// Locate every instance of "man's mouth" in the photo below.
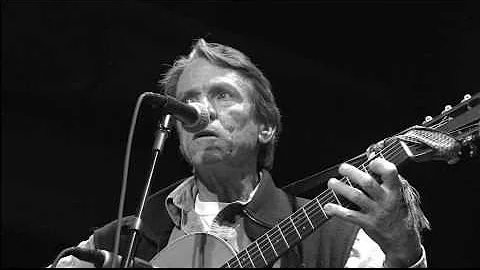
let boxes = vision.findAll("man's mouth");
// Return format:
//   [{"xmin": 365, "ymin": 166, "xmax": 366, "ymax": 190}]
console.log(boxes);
[{"xmin": 193, "ymin": 130, "xmax": 218, "ymax": 139}]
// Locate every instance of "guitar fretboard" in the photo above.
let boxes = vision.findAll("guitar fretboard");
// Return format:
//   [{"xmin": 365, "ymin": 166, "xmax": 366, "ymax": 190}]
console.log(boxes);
[{"xmin": 222, "ymin": 140, "xmax": 410, "ymax": 268}]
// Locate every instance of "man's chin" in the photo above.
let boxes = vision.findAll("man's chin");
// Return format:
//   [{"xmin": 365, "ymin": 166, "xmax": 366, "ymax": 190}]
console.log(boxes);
[
  {"xmin": 191, "ymin": 151, "xmax": 227, "ymax": 166},
  {"xmin": 202, "ymin": 153, "xmax": 226, "ymax": 165}
]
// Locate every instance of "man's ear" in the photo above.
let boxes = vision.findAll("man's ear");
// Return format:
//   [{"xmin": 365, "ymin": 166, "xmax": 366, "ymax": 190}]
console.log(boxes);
[{"xmin": 258, "ymin": 125, "xmax": 276, "ymax": 144}]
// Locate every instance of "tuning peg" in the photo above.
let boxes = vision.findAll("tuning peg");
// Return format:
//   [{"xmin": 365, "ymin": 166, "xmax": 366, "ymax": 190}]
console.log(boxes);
[
  {"xmin": 462, "ymin": 94, "xmax": 471, "ymax": 102},
  {"xmin": 442, "ymin": 105, "xmax": 452, "ymax": 114},
  {"xmin": 423, "ymin": 115, "xmax": 433, "ymax": 124}
]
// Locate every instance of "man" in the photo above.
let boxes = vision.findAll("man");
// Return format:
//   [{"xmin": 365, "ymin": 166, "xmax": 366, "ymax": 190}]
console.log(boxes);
[{"xmin": 52, "ymin": 39, "xmax": 429, "ymax": 268}]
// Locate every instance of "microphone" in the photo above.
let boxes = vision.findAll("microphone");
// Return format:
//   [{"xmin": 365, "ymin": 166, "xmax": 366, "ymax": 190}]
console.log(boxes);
[
  {"xmin": 144, "ymin": 92, "xmax": 210, "ymax": 132},
  {"xmin": 65, "ymin": 247, "xmax": 152, "ymax": 268}
]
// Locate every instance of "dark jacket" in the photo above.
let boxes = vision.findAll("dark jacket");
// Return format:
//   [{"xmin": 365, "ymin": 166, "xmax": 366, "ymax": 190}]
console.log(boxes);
[{"xmin": 93, "ymin": 171, "xmax": 359, "ymax": 268}]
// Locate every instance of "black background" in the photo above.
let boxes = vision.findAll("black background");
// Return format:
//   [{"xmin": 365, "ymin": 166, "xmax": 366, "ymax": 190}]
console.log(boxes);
[{"xmin": 2, "ymin": 1, "xmax": 480, "ymax": 268}]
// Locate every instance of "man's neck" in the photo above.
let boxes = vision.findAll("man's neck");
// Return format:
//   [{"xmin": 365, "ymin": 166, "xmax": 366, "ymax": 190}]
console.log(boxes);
[{"xmin": 194, "ymin": 165, "xmax": 260, "ymax": 203}]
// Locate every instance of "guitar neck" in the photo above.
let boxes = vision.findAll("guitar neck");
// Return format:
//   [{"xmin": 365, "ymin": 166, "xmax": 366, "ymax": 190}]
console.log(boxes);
[{"xmin": 222, "ymin": 140, "xmax": 410, "ymax": 268}]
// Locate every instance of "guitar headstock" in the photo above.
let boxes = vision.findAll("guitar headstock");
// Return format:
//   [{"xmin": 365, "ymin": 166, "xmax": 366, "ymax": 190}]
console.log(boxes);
[
  {"xmin": 395, "ymin": 93, "xmax": 480, "ymax": 164},
  {"xmin": 422, "ymin": 93, "xmax": 479, "ymax": 132}
]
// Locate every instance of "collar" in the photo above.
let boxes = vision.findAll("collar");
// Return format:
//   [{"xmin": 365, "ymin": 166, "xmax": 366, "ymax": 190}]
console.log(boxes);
[
  {"xmin": 164, "ymin": 173, "xmax": 261, "ymax": 227},
  {"xmin": 164, "ymin": 175, "xmax": 196, "ymax": 227},
  {"xmin": 243, "ymin": 170, "xmax": 293, "ymax": 227},
  {"xmin": 139, "ymin": 169, "xmax": 293, "ymax": 245}
]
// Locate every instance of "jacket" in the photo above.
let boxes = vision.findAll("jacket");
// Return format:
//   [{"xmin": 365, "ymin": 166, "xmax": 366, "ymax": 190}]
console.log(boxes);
[{"xmin": 93, "ymin": 170, "xmax": 359, "ymax": 267}]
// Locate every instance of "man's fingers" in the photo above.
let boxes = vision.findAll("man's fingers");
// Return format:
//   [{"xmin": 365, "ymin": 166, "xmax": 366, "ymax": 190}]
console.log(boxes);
[
  {"xmin": 368, "ymin": 158, "xmax": 400, "ymax": 189},
  {"xmin": 338, "ymin": 163, "xmax": 384, "ymax": 201},
  {"xmin": 323, "ymin": 202, "xmax": 369, "ymax": 227},
  {"xmin": 328, "ymin": 178, "xmax": 375, "ymax": 211}
]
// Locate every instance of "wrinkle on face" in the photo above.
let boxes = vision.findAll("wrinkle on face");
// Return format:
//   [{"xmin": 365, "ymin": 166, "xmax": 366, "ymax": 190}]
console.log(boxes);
[{"xmin": 175, "ymin": 58, "xmax": 262, "ymax": 170}]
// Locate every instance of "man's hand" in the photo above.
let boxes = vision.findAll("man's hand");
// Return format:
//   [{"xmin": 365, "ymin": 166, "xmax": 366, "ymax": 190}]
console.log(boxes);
[{"xmin": 324, "ymin": 158, "xmax": 422, "ymax": 267}]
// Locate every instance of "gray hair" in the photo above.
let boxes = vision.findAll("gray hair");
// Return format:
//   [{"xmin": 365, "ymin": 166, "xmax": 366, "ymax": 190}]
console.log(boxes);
[{"xmin": 158, "ymin": 39, "xmax": 282, "ymax": 171}]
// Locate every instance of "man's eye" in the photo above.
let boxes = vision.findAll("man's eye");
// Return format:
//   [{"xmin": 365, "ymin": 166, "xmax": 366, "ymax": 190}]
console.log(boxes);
[
  {"xmin": 184, "ymin": 97, "xmax": 198, "ymax": 104},
  {"xmin": 216, "ymin": 91, "xmax": 232, "ymax": 100}
]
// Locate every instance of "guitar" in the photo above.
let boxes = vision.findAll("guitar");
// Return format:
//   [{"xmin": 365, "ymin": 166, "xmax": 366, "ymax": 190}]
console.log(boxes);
[{"xmin": 150, "ymin": 93, "xmax": 480, "ymax": 268}]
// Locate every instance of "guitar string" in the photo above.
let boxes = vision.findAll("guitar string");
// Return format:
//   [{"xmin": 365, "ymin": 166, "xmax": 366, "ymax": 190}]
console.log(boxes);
[
  {"xmin": 228, "ymin": 134, "xmax": 462, "ymax": 268},
  {"xmin": 226, "ymin": 142, "xmax": 406, "ymax": 267},
  {"xmin": 226, "ymin": 124, "xmax": 471, "ymax": 267},
  {"xmin": 228, "ymin": 121, "xmax": 469, "ymax": 268},
  {"xmin": 227, "ymin": 123, "xmax": 464, "ymax": 268},
  {"xmin": 228, "ymin": 137, "xmax": 427, "ymax": 268},
  {"xmin": 234, "ymin": 122, "xmax": 476, "ymax": 267},
  {"xmin": 242, "ymin": 122, "xmax": 478, "ymax": 267},
  {"xmin": 231, "ymin": 140, "xmax": 418, "ymax": 268}
]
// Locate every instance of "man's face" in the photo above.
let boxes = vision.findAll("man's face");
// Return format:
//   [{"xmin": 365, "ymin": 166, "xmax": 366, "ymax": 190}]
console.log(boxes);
[{"xmin": 175, "ymin": 58, "xmax": 264, "ymax": 168}]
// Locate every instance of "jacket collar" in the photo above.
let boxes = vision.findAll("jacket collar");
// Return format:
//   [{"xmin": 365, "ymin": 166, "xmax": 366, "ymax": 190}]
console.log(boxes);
[{"xmin": 243, "ymin": 170, "xmax": 293, "ymax": 227}]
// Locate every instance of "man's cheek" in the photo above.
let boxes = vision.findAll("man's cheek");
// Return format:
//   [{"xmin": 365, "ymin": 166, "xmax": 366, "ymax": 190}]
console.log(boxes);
[
  {"xmin": 177, "ymin": 142, "xmax": 192, "ymax": 165},
  {"xmin": 218, "ymin": 118, "xmax": 236, "ymax": 133},
  {"xmin": 220, "ymin": 111, "xmax": 249, "ymax": 132}
]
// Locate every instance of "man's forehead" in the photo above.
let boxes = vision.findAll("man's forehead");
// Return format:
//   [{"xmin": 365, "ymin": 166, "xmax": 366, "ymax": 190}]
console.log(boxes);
[{"xmin": 176, "ymin": 58, "xmax": 252, "ymax": 96}]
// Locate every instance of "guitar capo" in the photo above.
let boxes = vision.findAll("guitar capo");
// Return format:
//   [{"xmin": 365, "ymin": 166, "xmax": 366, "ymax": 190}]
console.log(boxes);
[{"xmin": 366, "ymin": 125, "xmax": 461, "ymax": 164}]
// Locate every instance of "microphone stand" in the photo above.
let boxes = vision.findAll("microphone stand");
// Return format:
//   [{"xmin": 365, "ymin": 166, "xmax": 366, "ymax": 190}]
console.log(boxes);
[{"xmin": 123, "ymin": 114, "xmax": 173, "ymax": 268}]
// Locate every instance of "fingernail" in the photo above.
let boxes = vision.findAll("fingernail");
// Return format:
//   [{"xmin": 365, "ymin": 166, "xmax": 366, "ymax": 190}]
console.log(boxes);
[
  {"xmin": 324, "ymin": 203, "xmax": 333, "ymax": 212},
  {"xmin": 338, "ymin": 163, "xmax": 350, "ymax": 173},
  {"xmin": 328, "ymin": 178, "xmax": 338, "ymax": 188}
]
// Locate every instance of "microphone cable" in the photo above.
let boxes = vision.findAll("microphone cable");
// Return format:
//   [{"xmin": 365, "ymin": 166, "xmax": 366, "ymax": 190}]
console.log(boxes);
[
  {"xmin": 52, "ymin": 92, "xmax": 175, "ymax": 268},
  {"xmin": 113, "ymin": 92, "xmax": 149, "ymax": 267},
  {"xmin": 51, "ymin": 247, "xmax": 93, "ymax": 268}
]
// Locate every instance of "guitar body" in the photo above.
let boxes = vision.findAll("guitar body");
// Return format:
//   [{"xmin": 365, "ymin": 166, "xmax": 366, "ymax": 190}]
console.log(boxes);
[{"xmin": 150, "ymin": 232, "xmax": 236, "ymax": 268}]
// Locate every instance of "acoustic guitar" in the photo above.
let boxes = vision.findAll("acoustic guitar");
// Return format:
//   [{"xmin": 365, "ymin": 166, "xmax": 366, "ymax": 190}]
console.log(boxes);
[{"xmin": 150, "ymin": 93, "xmax": 480, "ymax": 268}]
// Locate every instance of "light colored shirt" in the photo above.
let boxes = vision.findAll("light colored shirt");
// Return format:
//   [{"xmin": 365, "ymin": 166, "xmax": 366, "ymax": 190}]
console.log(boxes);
[{"xmin": 52, "ymin": 175, "xmax": 427, "ymax": 268}]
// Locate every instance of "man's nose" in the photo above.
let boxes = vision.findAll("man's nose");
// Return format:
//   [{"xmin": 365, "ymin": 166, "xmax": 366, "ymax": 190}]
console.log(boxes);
[
  {"xmin": 207, "ymin": 103, "xmax": 218, "ymax": 122},
  {"xmin": 200, "ymin": 98, "xmax": 218, "ymax": 122}
]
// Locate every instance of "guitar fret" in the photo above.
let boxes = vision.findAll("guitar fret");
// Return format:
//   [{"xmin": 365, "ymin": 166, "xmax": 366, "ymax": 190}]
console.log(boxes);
[
  {"xmin": 255, "ymin": 241, "xmax": 268, "ymax": 266},
  {"xmin": 292, "ymin": 212, "xmax": 310, "ymax": 238},
  {"xmin": 239, "ymin": 252, "xmax": 252, "ymax": 268},
  {"xmin": 315, "ymin": 196, "xmax": 328, "ymax": 218},
  {"xmin": 277, "ymin": 225, "xmax": 290, "ymax": 248},
  {"xmin": 289, "ymin": 216, "xmax": 302, "ymax": 239},
  {"xmin": 266, "ymin": 233, "xmax": 279, "ymax": 257},
  {"xmin": 234, "ymin": 254, "xmax": 243, "ymax": 268},
  {"xmin": 361, "ymin": 163, "xmax": 368, "ymax": 173},
  {"xmin": 302, "ymin": 207, "xmax": 315, "ymax": 230},
  {"xmin": 331, "ymin": 189, "xmax": 342, "ymax": 206},
  {"xmin": 247, "ymin": 245, "xmax": 265, "ymax": 268},
  {"xmin": 345, "ymin": 176, "xmax": 353, "ymax": 188},
  {"xmin": 245, "ymin": 249, "xmax": 255, "ymax": 267}
]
